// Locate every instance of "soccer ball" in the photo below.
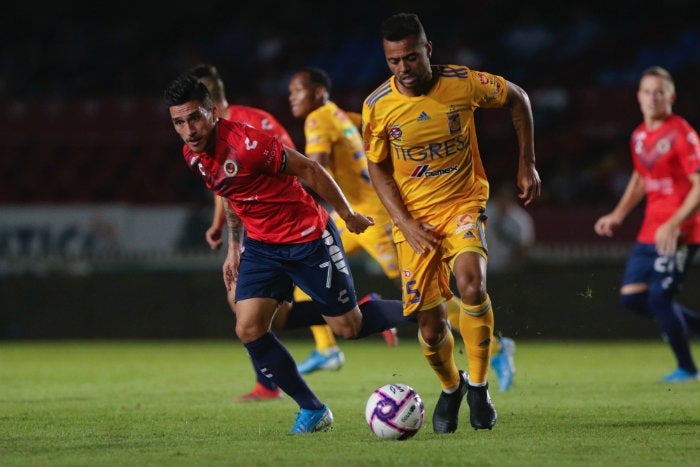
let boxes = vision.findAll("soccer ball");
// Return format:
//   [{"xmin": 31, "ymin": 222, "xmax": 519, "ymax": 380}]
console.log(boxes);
[{"xmin": 365, "ymin": 383, "xmax": 424, "ymax": 440}]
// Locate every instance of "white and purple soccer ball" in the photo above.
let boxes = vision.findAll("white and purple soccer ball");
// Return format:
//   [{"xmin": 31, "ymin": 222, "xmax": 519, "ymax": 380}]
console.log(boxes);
[{"xmin": 365, "ymin": 383, "xmax": 424, "ymax": 440}]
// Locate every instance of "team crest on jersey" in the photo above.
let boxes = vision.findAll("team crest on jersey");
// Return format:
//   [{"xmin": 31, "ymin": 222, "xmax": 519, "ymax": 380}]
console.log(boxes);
[
  {"xmin": 447, "ymin": 108, "xmax": 462, "ymax": 135},
  {"xmin": 306, "ymin": 117, "xmax": 319, "ymax": 130},
  {"xmin": 388, "ymin": 124, "xmax": 403, "ymax": 141},
  {"xmin": 656, "ymin": 138, "xmax": 671, "ymax": 155},
  {"xmin": 223, "ymin": 159, "xmax": 239, "ymax": 177}
]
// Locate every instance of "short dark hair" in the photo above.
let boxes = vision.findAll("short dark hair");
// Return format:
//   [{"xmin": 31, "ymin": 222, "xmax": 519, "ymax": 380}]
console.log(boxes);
[
  {"xmin": 381, "ymin": 13, "xmax": 427, "ymax": 42},
  {"xmin": 163, "ymin": 72, "xmax": 213, "ymax": 109},
  {"xmin": 189, "ymin": 63, "xmax": 226, "ymax": 103},
  {"xmin": 301, "ymin": 67, "xmax": 332, "ymax": 93}
]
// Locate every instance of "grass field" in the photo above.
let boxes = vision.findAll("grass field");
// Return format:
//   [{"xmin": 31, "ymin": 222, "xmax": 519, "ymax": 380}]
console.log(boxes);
[{"xmin": 1, "ymin": 339, "xmax": 698, "ymax": 467}]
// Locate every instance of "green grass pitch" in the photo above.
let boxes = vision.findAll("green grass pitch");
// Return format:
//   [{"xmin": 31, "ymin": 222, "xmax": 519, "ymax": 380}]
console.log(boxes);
[{"xmin": 1, "ymin": 339, "xmax": 698, "ymax": 467}]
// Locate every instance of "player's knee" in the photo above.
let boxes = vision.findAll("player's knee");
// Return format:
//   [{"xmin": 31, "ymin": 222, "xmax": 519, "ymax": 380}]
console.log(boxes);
[
  {"xmin": 620, "ymin": 292, "xmax": 650, "ymax": 317},
  {"xmin": 326, "ymin": 314, "xmax": 362, "ymax": 339},
  {"xmin": 454, "ymin": 276, "xmax": 486, "ymax": 303}
]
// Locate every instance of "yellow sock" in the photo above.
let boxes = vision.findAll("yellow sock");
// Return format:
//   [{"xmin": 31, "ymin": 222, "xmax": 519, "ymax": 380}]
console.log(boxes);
[
  {"xmin": 310, "ymin": 324, "xmax": 337, "ymax": 352},
  {"xmin": 418, "ymin": 329, "xmax": 460, "ymax": 391},
  {"xmin": 491, "ymin": 336, "xmax": 501, "ymax": 355},
  {"xmin": 458, "ymin": 295, "xmax": 495, "ymax": 385},
  {"xmin": 445, "ymin": 295, "xmax": 462, "ymax": 332}
]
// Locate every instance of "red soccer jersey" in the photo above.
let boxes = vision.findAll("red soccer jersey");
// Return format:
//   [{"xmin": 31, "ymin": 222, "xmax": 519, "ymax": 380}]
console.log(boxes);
[
  {"xmin": 183, "ymin": 119, "xmax": 328, "ymax": 244},
  {"xmin": 227, "ymin": 105, "xmax": 296, "ymax": 149},
  {"xmin": 630, "ymin": 114, "xmax": 700, "ymax": 243}
]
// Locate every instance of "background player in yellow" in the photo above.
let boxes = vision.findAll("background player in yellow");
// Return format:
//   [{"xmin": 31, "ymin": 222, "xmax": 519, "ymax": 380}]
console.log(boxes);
[
  {"xmin": 288, "ymin": 67, "xmax": 400, "ymax": 373},
  {"xmin": 363, "ymin": 13, "xmax": 541, "ymax": 433}
]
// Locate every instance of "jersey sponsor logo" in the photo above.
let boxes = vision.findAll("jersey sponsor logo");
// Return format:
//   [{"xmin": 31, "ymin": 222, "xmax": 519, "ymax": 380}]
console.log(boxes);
[
  {"xmin": 393, "ymin": 133, "xmax": 468, "ymax": 162},
  {"xmin": 644, "ymin": 176, "xmax": 673, "ymax": 195},
  {"xmin": 223, "ymin": 159, "xmax": 239, "ymax": 177},
  {"xmin": 409, "ymin": 164, "xmax": 459, "ymax": 178},
  {"xmin": 417, "ymin": 111, "xmax": 431, "ymax": 122}
]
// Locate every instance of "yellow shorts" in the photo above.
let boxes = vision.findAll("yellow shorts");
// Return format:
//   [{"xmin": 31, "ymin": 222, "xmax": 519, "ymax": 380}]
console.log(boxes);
[
  {"xmin": 333, "ymin": 212, "xmax": 399, "ymax": 280},
  {"xmin": 397, "ymin": 207, "xmax": 487, "ymax": 316}
]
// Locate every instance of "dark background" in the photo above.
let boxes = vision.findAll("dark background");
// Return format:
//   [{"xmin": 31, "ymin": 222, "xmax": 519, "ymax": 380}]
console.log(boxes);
[{"xmin": 2, "ymin": 0, "xmax": 700, "ymax": 339}]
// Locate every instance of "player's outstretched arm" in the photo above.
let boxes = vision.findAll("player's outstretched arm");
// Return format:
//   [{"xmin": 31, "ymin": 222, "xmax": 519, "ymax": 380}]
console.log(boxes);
[
  {"xmin": 367, "ymin": 158, "xmax": 437, "ymax": 254},
  {"xmin": 594, "ymin": 171, "xmax": 645, "ymax": 237},
  {"xmin": 505, "ymin": 80, "xmax": 540, "ymax": 205},
  {"xmin": 283, "ymin": 146, "xmax": 374, "ymax": 233}
]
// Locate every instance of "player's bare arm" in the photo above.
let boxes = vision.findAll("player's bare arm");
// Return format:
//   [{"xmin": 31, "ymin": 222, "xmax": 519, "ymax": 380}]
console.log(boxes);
[
  {"xmin": 594, "ymin": 171, "xmax": 646, "ymax": 237},
  {"xmin": 505, "ymin": 80, "xmax": 541, "ymax": 205},
  {"xmin": 367, "ymin": 158, "xmax": 437, "ymax": 254},
  {"xmin": 222, "ymin": 202, "xmax": 244, "ymax": 291},
  {"xmin": 655, "ymin": 172, "xmax": 700, "ymax": 255},
  {"xmin": 282, "ymin": 146, "xmax": 374, "ymax": 233},
  {"xmin": 205, "ymin": 195, "xmax": 226, "ymax": 250}
]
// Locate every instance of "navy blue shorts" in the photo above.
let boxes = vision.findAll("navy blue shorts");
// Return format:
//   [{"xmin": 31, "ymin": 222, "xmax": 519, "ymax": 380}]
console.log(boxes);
[
  {"xmin": 235, "ymin": 219, "xmax": 358, "ymax": 316},
  {"xmin": 622, "ymin": 242, "xmax": 698, "ymax": 294}
]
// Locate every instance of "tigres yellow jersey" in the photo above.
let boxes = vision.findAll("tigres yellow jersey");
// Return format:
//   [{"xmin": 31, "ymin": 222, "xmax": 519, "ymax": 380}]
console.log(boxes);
[
  {"xmin": 362, "ymin": 64, "xmax": 507, "ymax": 224},
  {"xmin": 305, "ymin": 101, "xmax": 388, "ymax": 220}
]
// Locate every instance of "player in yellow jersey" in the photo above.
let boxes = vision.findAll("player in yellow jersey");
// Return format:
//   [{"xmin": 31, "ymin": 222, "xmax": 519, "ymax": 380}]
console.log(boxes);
[
  {"xmin": 288, "ymin": 67, "xmax": 400, "ymax": 373},
  {"xmin": 363, "ymin": 13, "xmax": 541, "ymax": 433}
]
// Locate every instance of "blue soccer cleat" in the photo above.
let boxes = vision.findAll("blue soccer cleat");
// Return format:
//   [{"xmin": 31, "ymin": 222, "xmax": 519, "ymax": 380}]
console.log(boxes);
[
  {"xmin": 297, "ymin": 348, "xmax": 345, "ymax": 375},
  {"xmin": 660, "ymin": 368, "xmax": 699, "ymax": 383},
  {"xmin": 289, "ymin": 405, "xmax": 334, "ymax": 434},
  {"xmin": 490, "ymin": 336, "xmax": 516, "ymax": 391}
]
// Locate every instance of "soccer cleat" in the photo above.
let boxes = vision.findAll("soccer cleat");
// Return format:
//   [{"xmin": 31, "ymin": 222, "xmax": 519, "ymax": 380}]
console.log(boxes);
[
  {"xmin": 289, "ymin": 405, "xmax": 334, "ymax": 434},
  {"xmin": 660, "ymin": 367, "xmax": 699, "ymax": 383},
  {"xmin": 490, "ymin": 336, "xmax": 516, "ymax": 391},
  {"xmin": 232, "ymin": 382, "xmax": 283, "ymax": 402},
  {"xmin": 432, "ymin": 370, "xmax": 468, "ymax": 434},
  {"xmin": 358, "ymin": 292, "xmax": 382, "ymax": 305},
  {"xmin": 381, "ymin": 328, "xmax": 399, "ymax": 347},
  {"xmin": 466, "ymin": 380, "xmax": 497, "ymax": 430},
  {"xmin": 296, "ymin": 348, "xmax": 345, "ymax": 375}
]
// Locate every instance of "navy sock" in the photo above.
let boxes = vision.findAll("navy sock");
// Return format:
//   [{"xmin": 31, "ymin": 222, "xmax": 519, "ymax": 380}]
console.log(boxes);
[
  {"xmin": 357, "ymin": 299, "xmax": 416, "ymax": 339},
  {"xmin": 283, "ymin": 297, "xmax": 415, "ymax": 338},
  {"xmin": 648, "ymin": 291, "xmax": 697, "ymax": 373},
  {"xmin": 620, "ymin": 292, "xmax": 653, "ymax": 318},
  {"xmin": 675, "ymin": 301, "xmax": 700, "ymax": 335},
  {"xmin": 244, "ymin": 332, "xmax": 323, "ymax": 410},
  {"xmin": 248, "ymin": 354, "xmax": 277, "ymax": 390},
  {"xmin": 284, "ymin": 301, "xmax": 326, "ymax": 329}
]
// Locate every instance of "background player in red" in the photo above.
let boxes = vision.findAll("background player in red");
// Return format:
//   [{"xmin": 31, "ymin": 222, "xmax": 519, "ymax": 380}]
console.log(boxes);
[
  {"xmin": 164, "ymin": 72, "xmax": 413, "ymax": 433},
  {"xmin": 594, "ymin": 66, "xmax": 700, "ymax": 382}
]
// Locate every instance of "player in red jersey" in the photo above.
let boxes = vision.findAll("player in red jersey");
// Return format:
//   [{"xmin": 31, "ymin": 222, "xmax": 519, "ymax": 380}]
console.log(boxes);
[
  {"xmin": 191, "ymin": 64, "xmax": 393, "ymax": 402},
  {"xmin": 189, "ymin": 64, "xmax": 295, "ymax": 252},
  {"xmin": 595, "ymin": 66, "xmax": 700, "ymax": 382},
  {"xmin": 164, "ymin": 72, "xmax": 413, "ymax": 433}
]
